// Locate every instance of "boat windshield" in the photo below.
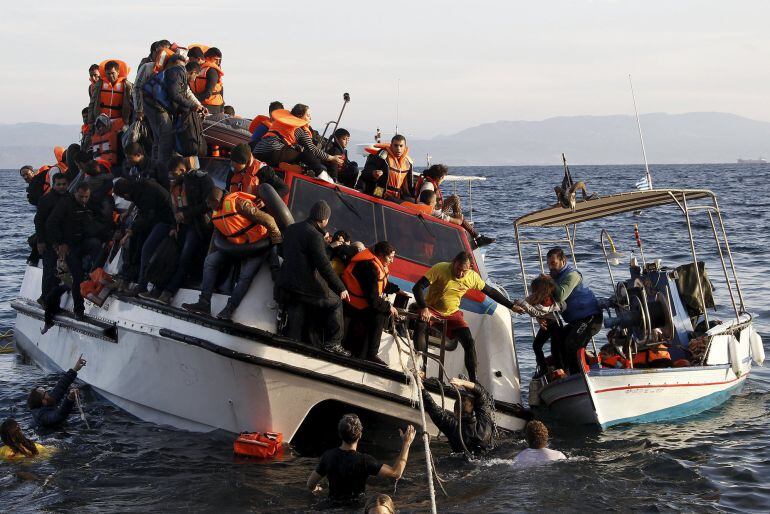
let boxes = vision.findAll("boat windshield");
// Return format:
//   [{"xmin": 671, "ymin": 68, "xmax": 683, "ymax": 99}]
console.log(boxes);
[{"xmin": 289, "ymin": 178, "xmax": 467, "ymax": 267}]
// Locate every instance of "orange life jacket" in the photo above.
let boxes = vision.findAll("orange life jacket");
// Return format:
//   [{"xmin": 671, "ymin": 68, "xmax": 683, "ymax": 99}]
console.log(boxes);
[
  {"xmin": 264, "ymin": 110, "xmax": 312, "ymax": 147},
  {"xmin": 248, "ymin": 114, "xmax": 273, "ymax": 134},
  {"xmin": 632, "ymin": 346, "xmax": 671, "ymax": 366},
  {"xmin": 35, "ymin": 166, "xmax": 52, "ymax": 196},
  {"xmin": 600, "ymin": 354, "xmax": 630, "ymax": 369},
  {"xmin": 228, "ymin": 158, "xmax": 262, "ymax": 196},
  {"xmin": 191, "ymin": 60, "xmax": 224, "ymax": 106},
  {"xmin": 97, "ymin": 59, "xmax": 130, "ymax": 130},
  {"xmin": 414, "ymin": 174, "xmax": 443, "ymax": 207},
  {"xmin": 91, "ymin": 130, "xmax": 120, "ymax": 166},
  {"xmin": 211, "ymin": 192, "xmax": 268, "ymax": 244},
  {"xmin": 341, "ymin": 249, "xmax": 389, "ymax": 310},
  {"xmin": 366, "ymin": 143, "xmax": 412, "ymax": 196},
  {"xmin": 401, "ymin": 202, "xmax": 434, "ymax": 216},
  {"xmin": 94, "ymin": 157, "xmax": 112, "ymax": 174}
]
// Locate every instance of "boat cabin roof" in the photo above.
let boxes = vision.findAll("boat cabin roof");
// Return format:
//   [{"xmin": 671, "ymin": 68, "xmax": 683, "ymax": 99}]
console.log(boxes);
[{"xmin": 514, "ymin": 188, "xmax": 715, "ymax": 228}]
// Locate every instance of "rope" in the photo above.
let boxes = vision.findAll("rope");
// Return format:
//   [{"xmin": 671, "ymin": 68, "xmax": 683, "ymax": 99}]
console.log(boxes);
[
  {"xmin": 73, "ymin": 390, "xmax": 90, "ymax": 429},
  {"xmin": 0, "ymin": 329, "xmax": 13, "ymax": 354},
  {"xmin": 389, "ymin": 317, "xmax": 438, "ymax": 514}
]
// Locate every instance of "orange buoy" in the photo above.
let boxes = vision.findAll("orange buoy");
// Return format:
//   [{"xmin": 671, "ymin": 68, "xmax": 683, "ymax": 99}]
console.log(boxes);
[{"xmin": 233, "ymin": 432, "xmax": 283, "ymax": 459}]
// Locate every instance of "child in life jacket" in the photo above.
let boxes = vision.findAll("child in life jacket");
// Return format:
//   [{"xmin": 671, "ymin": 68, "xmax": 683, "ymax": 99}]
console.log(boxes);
[
  {"xmin": 513, "ymin": 275, "xmax": 565, "ymax": 377},
  {"xmin": 0, "ymin": 419, "xmax": 55, "ymax": 461}
]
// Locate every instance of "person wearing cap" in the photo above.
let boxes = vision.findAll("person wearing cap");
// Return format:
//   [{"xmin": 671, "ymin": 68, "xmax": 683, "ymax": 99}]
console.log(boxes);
[
  {"xmin": 326, "ymin": 128, "xmax": 359, "ymax": 188},
  {"xmin": 419, "ymin": 376, "xmax": 495, "ymax": 454},
  {"xmin": 253, "ymin": 104, "xmax": 343, "ymax": 177},
  {"xmin": 277, "ymin": 200, "xmax": 351, "ymax": 356}
]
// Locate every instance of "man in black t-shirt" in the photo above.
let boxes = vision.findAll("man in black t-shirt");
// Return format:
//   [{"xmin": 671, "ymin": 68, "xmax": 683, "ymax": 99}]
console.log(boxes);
[{"xmin": 307, "ymin": 414, "xmax": 416, "ymax": 502}]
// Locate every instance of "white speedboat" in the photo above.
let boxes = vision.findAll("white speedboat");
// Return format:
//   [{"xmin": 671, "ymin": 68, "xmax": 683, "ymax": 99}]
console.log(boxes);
[
  {"xmin": 515, "ymin": 188, "xmax": 764, "ymax": 428},
  {"xmin": 13, "ymin": 126, "xmax": 528, "ymax": 439}
]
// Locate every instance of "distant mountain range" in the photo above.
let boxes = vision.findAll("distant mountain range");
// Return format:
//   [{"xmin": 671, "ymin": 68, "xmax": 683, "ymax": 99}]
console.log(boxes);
[{"xmin": 2, "ymin": 112, "xmax": 769, "ymax": 168}]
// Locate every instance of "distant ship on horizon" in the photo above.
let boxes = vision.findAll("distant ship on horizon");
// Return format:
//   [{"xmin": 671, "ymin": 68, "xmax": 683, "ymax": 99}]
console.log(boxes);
[{"xmin": 737, "ymin": 157, "xmax": 767, "ymax": 164}]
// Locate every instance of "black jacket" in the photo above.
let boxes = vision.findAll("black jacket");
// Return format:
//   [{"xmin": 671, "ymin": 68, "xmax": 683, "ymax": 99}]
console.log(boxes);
[
  {"xmin": 173, "ymin": 170, "xmax": 214, "ymax": 239},
  {"xmin": 164, "ymin": 63, "xmax": 197, "ymax": 116},
  {"xmin": 422, "ymin": 383, "xmax": 495, "ymax": 454},
  {"xmin": 128, "ymin": 178, "xmax": 175, "ymax": 234},
  {"xmin": 278, "ymin": 219, "xmax": 346, "ymax": 302},
  {"xmin": 26, "ymin": 172, "xmax": 49, "ymax": 206},
  {"xmin": 31, "ymin": 369, "xmax": 76, "ymax": 428},
  {"xmin": 124, "ymin": 157, "xmax": 169, "ymax": 190},
  {"xmin": 34, "ymin": 190, "xmax": 67, "ymax": 244},
  {"xmin": 357, "ymin": 153, "xmax": 414, "ymax": 199},
  {"xmin": 327, "ymin": 139, "xmax": 359, "ymax": 188},
  {"xmin": 351, "ymin": 260, "xmax": 399, "ymax": 314},
  {"xmin": 86, "ymin": 172, "xmax": 116, "ymax": 236},
  {"xmin": 46, "ymin": 193, "xmax": 104, "ymax": 245}
]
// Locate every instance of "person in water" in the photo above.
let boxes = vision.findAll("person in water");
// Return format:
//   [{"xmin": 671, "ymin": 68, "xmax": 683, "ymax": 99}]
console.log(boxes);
[
  {"xmin": 358, "ymin": 134, "xmax": 414, "ymax": 200},
  {"xmin": 512, "ymin": 275, "xmax": 565, "ymax": 376},
  {"xmin": 306, "ymin": 413, "xmax": 416, "ymax": 502},
  {"xmin": 546, "ymin": 247, "xmax": 602, "ymax": 374},
  {"xmin": 364, "ymin": 494, "xmax": 395, "ymax": 514},
  {"xmin": 511, "ymin": 420, "xmax": 566, "ymax": 466},
  {"xmin": 27, "ymin": 355, "xmax": 86, "ymax": 428},
  {"xmin": 412, "ymin": 251, "xmax": 515, "ymax": 382},
  {"xmin": 420, "ymin": 376, "xmax": 495, "ymax": 454},
  {"xmin": 0, "ymin": 419, "xmax": 53, "ymax": 461}
]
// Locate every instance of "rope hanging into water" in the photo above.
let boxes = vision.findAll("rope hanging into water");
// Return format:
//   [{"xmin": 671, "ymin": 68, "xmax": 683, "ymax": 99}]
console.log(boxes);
[{"xmin": 0, "ymin": 329, "xmax": 14, "ymax": 353}]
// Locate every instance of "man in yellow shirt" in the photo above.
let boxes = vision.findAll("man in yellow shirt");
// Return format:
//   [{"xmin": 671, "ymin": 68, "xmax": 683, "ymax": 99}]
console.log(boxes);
[{"xmin": 412, "ymin": 252, "xmax": 514, "ymax": 382}]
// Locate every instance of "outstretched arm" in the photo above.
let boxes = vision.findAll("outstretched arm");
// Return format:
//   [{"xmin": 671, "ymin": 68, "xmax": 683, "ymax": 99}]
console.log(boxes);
[
  {"xmin": 378, "ymin": 425, "xmax": 416, "ymax": 479},
  {"xmin": 482, "ymin": 284, "xmax": 514, "ymax": 309}
]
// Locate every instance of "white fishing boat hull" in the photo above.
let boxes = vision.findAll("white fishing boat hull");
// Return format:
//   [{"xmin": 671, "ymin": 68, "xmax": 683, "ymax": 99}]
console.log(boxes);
[
  {"xmin": 13, "ymin": 265, "xmax": 526, "ymax": 438},
  {"xmin": 539, "ymin": 323, "xmax": 758, "ymax": 428}
]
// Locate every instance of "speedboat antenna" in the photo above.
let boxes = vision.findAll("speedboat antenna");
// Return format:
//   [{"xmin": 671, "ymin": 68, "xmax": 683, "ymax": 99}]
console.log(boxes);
[
  {"xmin": 629, "ymin": 74, "xmax": 653, "ymax": 190},
  {"xmin": 395, "ymin": 78, "xmax": 400, "ymax": 135}
]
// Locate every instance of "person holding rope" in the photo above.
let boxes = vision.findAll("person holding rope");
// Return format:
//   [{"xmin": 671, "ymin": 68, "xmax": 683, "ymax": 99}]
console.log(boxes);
[
  {"xmin": 26, "ymin": 355, "xmax": 86, "ymax": 428},
  {"xmin": 411, "ymin": 251, "xmax": 515, "ymax": 382},
  {"xmin": 419, "ymin": 376, "xmax": 495, "ymax": 454}
]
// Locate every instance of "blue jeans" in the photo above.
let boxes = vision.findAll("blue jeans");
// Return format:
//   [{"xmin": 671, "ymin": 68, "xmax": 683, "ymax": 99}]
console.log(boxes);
[
  {"xmin": 200, "ymin": 249, "xmax": 266, "ymax": 308},
  {"xmin": 138, "ymin": 223, "xmax": 172, "ymax": 290},
  {"xmin": 164, "ymin": 226, "xmax": 206, "ymax": 293}
]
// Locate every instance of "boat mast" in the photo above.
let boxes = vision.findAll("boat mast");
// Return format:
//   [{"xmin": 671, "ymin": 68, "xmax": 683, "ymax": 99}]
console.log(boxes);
[{"xmin": 629, "ymin": 74, "xmax": 653, "ymax": 189}]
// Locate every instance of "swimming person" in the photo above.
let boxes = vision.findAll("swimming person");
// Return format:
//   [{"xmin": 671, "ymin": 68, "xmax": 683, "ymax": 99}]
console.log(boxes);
[
  {"xmin": 0, "ymin": 419, "xmax": 54, "ymax": 461},
  {"xmin": 307, "ymin": 414, "xmax": 416, "ymax": 502},
  {"xmin": 511, "ymin": 420, "xmax": 566, "ymax": 467},
  {"xmin": 364, "ymin": 494, "xmax": 395, "ymax": 514},
  {"xmin": 27, "ymin": 355, "xmax": 87, "ymax": 428}
]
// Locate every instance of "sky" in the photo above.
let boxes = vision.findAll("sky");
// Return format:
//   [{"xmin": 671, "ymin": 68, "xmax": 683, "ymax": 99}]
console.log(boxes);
[{"xmin": 2, "ymin": 0, "xmax": 769, "ymax": 138}]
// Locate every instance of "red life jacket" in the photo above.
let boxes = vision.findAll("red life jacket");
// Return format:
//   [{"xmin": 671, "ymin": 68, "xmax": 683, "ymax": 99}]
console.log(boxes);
[
  {"xmin": 600, "ymin": 354, "xmax": 630, "ymax": 369},
  {"xmin": 211, "ymin": 192, "xmax": 268, "ymax": 244},
  {"xmin": 632, "ymin": 346, "xmax": 671, "ymax": 367},
  {"xmin": 341, "ymin": 249, "xmax": 389, "ymax": 310}
]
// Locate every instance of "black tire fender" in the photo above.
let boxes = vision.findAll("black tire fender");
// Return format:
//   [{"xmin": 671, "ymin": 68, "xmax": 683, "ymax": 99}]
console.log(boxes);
[
  {"xmin": 212, "ymin": 231, "xmax": 270, "ymax": 257},
  {"xmin": 258, "ymin": 183, "xmax": 294, "ymax": 230}
]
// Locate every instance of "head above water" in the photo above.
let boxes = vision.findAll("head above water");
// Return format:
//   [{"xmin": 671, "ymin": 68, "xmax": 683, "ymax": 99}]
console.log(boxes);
[
  {"xmin": 546, "ymin": 247, "xmax": 568, "ymax": 275},
  {"xmin": 364, "ymin": 493, "xmax": 395, "ymax": 514},
  {"xmin": 390, "ymin": 134, "xmax": 406, "ymax": 157},
  {"xmin": 27, "ymin": 386, "xmax": 55, "ymax": 409},
  {"xmin": 524, "ymin": 420, "xmax": 549, "ymax": 449},
  {"xmin": 0, "ymin": 418, "xmax": 38, "ymax": 457},
  {"xmin": 451, "ymin": 251, "xmax": 472, "ymax": 280},
  {"xmin": 338, "ymin": 413, "xmax": 363, "ymax": 444}
]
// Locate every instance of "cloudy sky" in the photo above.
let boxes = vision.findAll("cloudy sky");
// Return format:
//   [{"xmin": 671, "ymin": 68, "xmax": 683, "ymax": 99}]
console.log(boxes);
[{"xmin": 2, "ymin": 0, "xmax": 768, "ymax": 137}]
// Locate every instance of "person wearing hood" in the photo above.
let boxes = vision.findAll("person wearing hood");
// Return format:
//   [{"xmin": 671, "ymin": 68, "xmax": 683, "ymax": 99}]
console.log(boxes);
[
  {"xmin": 546, "ymin": 247, "xmax": 602, "ymax": 374},
  {"xmin": 358, "ymin": 134, "xmax": 414, "ymax": 201},
  {"xmin": 142, "ymin": 156, "xmax": 214, "ymax": 305},
  {"xmin": 326, "ymin": 128, "xmax": 359, "ymax": 188},
  {"xmin": 420, "ymin": 377, "xmax": 495, "ymax": 454},
  {"xmin": 277, "ymin": 200, "xmax": 351, "ymax": 356}
]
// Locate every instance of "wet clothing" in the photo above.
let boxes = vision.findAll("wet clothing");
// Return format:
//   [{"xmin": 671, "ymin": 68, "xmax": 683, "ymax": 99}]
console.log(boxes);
[
  {"xmin": 0, "ymin": 442, "xmax": 54, "ymax": 461},
  {"xmin": 512, "ymin": 448, "xmax": 566, "ymax": 466},
  {"xmin": 421, "ymin": 382, "xmax": 495, "ymax": 454},
  {"xmin": 30, "ymin": 369, "xmax": 77, "ymax": 428},
  {"xmin": 315, "ymin": 447, "xmax": 382, "ymax": 501}
]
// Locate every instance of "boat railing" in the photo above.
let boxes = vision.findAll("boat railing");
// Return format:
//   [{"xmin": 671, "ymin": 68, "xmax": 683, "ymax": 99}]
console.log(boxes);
[{"xmin": 394, "ymin": 309, "xmax": 451, "ymax": 383}]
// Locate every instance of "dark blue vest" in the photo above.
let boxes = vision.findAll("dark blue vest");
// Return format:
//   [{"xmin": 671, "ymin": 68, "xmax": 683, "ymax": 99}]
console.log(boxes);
[{"xmin": 553, "ymin": 262, "xmax": 600, "ymax": 323}]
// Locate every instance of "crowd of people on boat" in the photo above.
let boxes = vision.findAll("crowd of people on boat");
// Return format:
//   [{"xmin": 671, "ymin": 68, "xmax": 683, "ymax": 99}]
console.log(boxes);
[{"xmin": 10, "ymin": 39, "xmax": 581, "ymax": 506}]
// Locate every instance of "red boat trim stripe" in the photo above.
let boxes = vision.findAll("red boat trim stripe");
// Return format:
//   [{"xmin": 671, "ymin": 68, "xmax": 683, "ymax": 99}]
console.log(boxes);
[{"xmin": 594, "ymin": 373, "xmax": 748, "ymax": 394}]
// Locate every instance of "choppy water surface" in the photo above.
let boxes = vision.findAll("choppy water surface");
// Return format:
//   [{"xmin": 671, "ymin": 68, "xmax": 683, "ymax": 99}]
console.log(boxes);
[{"xmin": 1, "ymin": 164, "xmax": 768, "ymax": 513}]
